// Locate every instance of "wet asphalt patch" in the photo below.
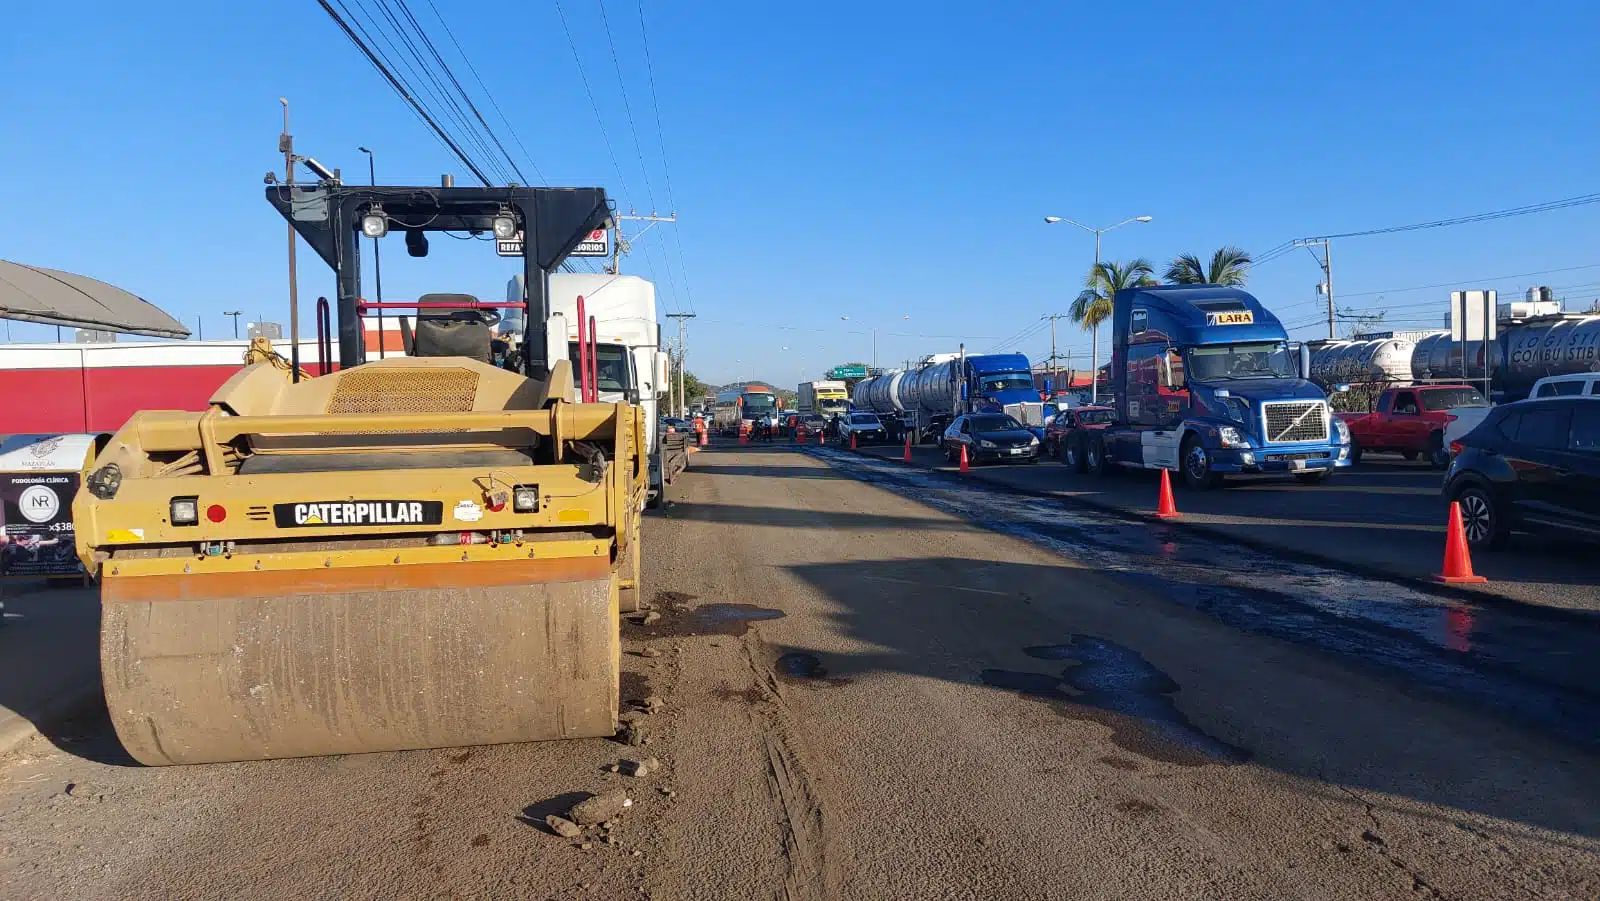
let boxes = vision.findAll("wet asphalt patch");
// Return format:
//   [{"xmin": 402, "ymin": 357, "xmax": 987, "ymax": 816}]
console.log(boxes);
[{"xmin": 982, "ymin": 637, "xmax": 1251, "ymax": 767}]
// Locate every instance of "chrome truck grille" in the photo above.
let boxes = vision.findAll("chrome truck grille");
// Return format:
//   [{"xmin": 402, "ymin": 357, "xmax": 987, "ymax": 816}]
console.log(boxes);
[{"xmin": 1262, "ymin": 400, "xmax": 1329, "ymax": 444}]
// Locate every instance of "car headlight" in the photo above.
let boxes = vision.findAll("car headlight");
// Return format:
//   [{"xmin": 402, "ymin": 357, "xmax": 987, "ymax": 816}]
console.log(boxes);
[
  {"xmin": 979, "ymin": 439, "xmax": 997, "ymax": 449},
  {"xmin": 1333, "ymin": 417, "xmax": 1351, "ymax": 444},
  {"xmin": 1218, "ymin": 426, "xmax": 1250, "ymax": 449},
  {"xmin": 1029, "ymin": 435, "xmax": 1040, "ymax": 445}
]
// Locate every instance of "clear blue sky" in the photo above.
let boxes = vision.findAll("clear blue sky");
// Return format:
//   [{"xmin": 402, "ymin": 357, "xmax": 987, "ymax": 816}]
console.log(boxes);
[{"xmin": 4, "ymin": 1, "xmax": 1597, "ymax": 389}]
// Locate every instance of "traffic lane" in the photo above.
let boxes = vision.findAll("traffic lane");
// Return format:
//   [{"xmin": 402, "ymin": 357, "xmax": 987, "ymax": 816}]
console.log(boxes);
[
  {"xmin": 809, "ymin": 445, "xmax": 1600, "ymax": 743},
  {"xmin": 857, "ymin": 442, "xmax": 1600, "ymax": 614},
  {"xmin": 1, "ymin": 444, "xmax": 1596, "ymax": 900},
  {"xmin": 671, "ymin": 446, "xmax": 1600, "ymax": 898}
]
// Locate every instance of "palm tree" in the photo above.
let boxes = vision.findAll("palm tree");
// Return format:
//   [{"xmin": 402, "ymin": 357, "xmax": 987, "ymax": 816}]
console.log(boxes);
[
  {"xmin": 1163, "ymin": 246, "xmax": 1252, "ymax": 286},
  {"xmin": 1073, "ymin": 258, "xmax": 1156, "ymax": 401}
]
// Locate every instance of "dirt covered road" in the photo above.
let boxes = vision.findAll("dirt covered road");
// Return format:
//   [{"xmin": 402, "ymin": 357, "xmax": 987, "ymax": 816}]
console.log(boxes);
[{"xmin": 2, "ymin": 443, "xmax": 1596, "ymax": 900}]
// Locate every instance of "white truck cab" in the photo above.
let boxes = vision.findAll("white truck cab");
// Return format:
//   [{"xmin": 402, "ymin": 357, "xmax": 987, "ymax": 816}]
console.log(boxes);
[{"xmin": 508, "ymin": 273, "xmax": 671, "ymax": 505}]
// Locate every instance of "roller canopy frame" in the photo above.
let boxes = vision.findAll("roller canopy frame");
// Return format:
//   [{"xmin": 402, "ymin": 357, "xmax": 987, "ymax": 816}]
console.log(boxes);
[{"xmin": 266, "ymin": 185, "xmax": 612, "ymax": 377}]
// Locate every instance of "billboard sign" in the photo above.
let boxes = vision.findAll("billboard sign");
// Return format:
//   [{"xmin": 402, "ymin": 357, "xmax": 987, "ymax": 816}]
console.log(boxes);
[{"xmin": 497, "ymin": 228, "xmax": 610, "ymax": 258}]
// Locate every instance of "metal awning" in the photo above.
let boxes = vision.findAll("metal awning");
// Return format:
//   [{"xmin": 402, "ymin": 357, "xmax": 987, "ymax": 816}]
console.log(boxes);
[{"xmin": 0, "ymin": 260, "xmax": 190, "ymax": 339}]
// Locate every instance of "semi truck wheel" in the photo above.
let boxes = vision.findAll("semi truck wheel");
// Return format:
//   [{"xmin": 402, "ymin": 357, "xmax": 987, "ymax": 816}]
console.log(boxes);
[
  {"xmin": 1180, "ymin": 435, "xmax": 1222, "ymax": 491},
  {"xmin": 1087, "ymin": 434, "xmax": 1110, "ymax": 476}
]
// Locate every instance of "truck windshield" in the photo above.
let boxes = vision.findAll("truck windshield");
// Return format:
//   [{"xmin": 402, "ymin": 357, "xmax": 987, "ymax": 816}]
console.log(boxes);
[
  {"xmin": 1185, "ymin": 342, "xmax": 1295, "ymax": 381},
  {"xmin": 742, "ymin": 393, "xmax": 777, "ymax": 415},
  {"xmin": 980, "ymin": 373, "xmax": 1035, "ymax": 392},
  {"xmin": 569, "ymin": 342, "xmax": 631, "ymax": 393}
]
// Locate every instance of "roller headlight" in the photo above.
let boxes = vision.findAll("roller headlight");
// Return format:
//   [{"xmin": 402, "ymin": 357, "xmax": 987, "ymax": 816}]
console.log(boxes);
[
  {"xmin": 170, "ymin": 496, "xmax": 199, "ymax": 526},
  {"xmin": 492, "ymin": 214, "xmax": 518, "ymax": 239},
  {"xmin": 513, "ymin": 485, "xmax": 540, "ymax": 513},
  {"xmin": 360, "ymin": 209, "xmax": 389, "ymax": 238}
]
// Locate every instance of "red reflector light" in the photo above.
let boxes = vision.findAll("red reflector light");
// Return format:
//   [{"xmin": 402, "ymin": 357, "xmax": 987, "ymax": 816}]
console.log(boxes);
[
  {"xmin": 206, "ymin": 504, "xmax": 227, "ymax": 523},
  {"xmin": 1449, "ymin": 441, "xmax": 1464, "ymax": 456}
]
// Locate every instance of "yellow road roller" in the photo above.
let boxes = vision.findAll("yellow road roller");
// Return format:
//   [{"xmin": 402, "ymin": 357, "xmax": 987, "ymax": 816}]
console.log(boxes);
[{"xmin": 72, "ymin": 184, "xmax": 646, "ymax": 765}]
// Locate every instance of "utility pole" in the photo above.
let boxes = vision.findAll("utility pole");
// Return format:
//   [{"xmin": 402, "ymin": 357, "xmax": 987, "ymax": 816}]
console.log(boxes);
[
  {"xmin": 609, "ymin": 211, "xmax": 678, "ymax": 275},
  {"xmin": 666, "ymin": 312, "xmax": 696, "ymax": 418},
  {"xmin": 1041, "ymin": 312, "xmax": 1069, "ymax": 394},
  {"xmin": 358, "ymin": 146, "xmax": 385, "ymax": 357},
  {"xmin": 280, "ymin": 98, "xmax": 301, "ymax": 380},
  {"xmin": 223, "ymin": 311, "xmax": 242, "ymax": 339},
  {"xmin": 1295, "ymin": 238, "xmax": 1336, "ymax": 339}
]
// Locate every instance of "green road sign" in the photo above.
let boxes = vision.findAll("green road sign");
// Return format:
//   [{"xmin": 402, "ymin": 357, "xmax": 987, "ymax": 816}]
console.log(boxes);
[{"xmin": 829, "ymin": 365, "xmax": 868, "ymax": 380}]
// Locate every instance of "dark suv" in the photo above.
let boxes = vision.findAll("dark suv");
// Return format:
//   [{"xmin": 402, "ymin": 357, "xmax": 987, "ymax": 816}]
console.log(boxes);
[{"xmin": 1443, "ymin": 398, "xmax": 1600, "ymax": 550}]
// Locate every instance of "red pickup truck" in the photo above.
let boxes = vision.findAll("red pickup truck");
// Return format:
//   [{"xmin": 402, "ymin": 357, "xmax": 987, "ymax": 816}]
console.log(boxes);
[{"xmin": 1337, "ymin": 385, "xmax": 1488, "ymax": 468}]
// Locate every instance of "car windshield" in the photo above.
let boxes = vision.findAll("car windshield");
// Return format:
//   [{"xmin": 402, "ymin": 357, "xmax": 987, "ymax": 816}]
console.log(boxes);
[
  {"xmin": 1186, "ymin": 342, "xmax": 1295, "ymax": 381},
  {"xmin": 968, "ymin": 414, "xmax": 1024, "ymax": 431},
  {"xmin": 1420, "ymin": 387, "xmax": 1488, "ymax": 411},
  {"xmin": 849, "ymin": 414, "xmax": 881, "ymax": 425},
  {"xmin": 980, "ymin": 373, "xmax": 1035, "ymax": 393},
  {"xmin": 1077, "ymin": 409, "xmax": 1115, "ymax": 425}
]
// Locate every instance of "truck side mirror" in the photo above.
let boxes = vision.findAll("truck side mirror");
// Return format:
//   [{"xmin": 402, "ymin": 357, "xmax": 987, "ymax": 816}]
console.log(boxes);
[
  {"xmin": 655, "ymin": 351, "xmax": 670, "ymax": 396},
  {"xmin": 1157, "ymin": 353, "xmax": 1172, "ymax": 388}
]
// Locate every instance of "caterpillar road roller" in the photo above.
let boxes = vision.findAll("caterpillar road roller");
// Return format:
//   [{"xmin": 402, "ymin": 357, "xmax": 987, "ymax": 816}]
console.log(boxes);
[{"xmin": 72, "ymin": 184, "xmax": 648, "ymax": 765}]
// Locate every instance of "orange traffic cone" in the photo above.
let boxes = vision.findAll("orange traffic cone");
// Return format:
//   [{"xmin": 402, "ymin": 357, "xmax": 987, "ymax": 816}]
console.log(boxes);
[
  {"xmin": 902, "ymin": 435, "xmax": 912, "ymax": 462},
  {"xmin": 739, "ymin": 429, "xmax": 748, "ymax": 446},
  {"xmin": 850, "ymin": 432, "xmax": 858, "ymax": 450},
  {"xmin": 817, "ymin": 429, "xmax": 824, "ymax": 446},
  {"xmin": 959, "ymin": 443, "xmax": 970, "ymax": 472},
  {"xmin": 1155, "ymin": 468, "xmax": 1180, "ymax": 518},
  {"xmin": 1436, "ymin": 501, "xmax": 1488, "ymax": 584}
]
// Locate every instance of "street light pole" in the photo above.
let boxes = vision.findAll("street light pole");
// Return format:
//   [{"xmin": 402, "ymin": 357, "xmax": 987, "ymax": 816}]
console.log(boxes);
[
  {"xmin": 1043, "ymin": 214, "xmax": 1153, "ymax": 403},
  {"xmin": 223, "ymin": 311, "xmax": 242, "ymax": 339},
  {"xmin": 358, "ymin": 146, "xmax": 385, "ymax": 357}
]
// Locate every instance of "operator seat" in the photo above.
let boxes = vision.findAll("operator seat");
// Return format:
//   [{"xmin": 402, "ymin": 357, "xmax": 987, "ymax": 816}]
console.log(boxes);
[{"xmin": 404, "ymin": 293, "xmax": 498, "ymax": 364}]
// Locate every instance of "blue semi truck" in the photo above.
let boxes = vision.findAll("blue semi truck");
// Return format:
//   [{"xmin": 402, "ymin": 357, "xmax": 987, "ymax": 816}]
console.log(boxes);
[{"xmin": 1068, "ymin": 285, "xmax": 1352, "ymax": 489}]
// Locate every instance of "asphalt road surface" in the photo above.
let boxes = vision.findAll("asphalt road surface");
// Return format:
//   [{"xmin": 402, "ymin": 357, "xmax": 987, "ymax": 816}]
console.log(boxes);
[
  {"xmin": 2, "ymin": 443, "xmax": 1596, "ymax": 900},
  {"xmin": 855, "ymin": 438, "xmax": 1600, "ymax": 613}
]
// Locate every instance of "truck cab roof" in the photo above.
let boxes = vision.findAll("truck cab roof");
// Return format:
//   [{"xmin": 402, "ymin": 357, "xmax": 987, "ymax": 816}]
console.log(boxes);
[{"xmin": 1116, "ymin": 285, "xmax": 1286, "ymax": 347}]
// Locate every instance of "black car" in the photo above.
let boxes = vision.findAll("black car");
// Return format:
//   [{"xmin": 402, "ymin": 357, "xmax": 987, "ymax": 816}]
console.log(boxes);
[
  {"xmin": 837, "ymin": 413, "xmax": 889, "ymax": 445},
  {"xmin": 941, "ymin": 413, "xmax": 1040, "ymax": 464},
  {"xmin": 1443, "ymin": 397, "xmax": 1600, "ymax": 550}
]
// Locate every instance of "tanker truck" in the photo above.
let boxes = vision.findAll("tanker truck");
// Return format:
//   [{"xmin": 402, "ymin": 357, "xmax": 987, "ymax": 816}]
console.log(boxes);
[{"xmin": 852, "ymin": 352, "xmax": 1046, "ymax": 444}]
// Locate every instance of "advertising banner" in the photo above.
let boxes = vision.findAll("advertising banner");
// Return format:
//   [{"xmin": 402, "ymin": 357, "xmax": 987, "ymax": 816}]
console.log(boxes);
[{"xmin": 1, "ymin": 471, "xmax": 82, "ymax": 578}]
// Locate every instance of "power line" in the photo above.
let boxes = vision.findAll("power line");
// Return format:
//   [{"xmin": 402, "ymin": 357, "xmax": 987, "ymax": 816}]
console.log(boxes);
[
  {"xmin": 392, "ymin": 0, "xmax": 530, "ymax": 185},
  {"xmin": 637, "ymin": 0, "xmax": 695, "ymax": 315},
  {"xmin": 318, "ymin": 0, "xmax": 494, "ymax": 185},
  {"xmin": 552, "ymin": 0, "xmax": 633, "ymax": 202},
  {"xmin": 423, "ymin": 0, "xmax": 549, "ymax": 185},
  {"xmin": 596, "ymin": 0, "xmax": 656, "ymax": 211},
  {"xmin": 1301, "ymin": 190, "xmax": 1600, "ymax": 242},
  {"xmin": 359, "ymin": 0, "xmax": 510, "ymax": 183}
]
